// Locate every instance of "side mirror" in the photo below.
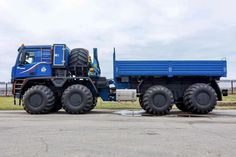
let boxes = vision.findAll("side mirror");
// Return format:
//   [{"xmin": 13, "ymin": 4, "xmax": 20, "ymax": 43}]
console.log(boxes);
[{"xmin": 19, "ymin": 51, "xmax": 26, "ymax": 65}]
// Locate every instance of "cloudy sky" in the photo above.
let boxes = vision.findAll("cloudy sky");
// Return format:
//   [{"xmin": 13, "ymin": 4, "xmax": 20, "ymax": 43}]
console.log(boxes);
[{"xmin": 0, "ymin": 0, "xmax": 236, "ymax": 81}]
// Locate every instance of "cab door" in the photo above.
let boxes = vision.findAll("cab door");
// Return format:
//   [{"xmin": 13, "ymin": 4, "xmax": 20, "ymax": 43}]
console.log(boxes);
[
  {"xmin": 53, "ymin": 44, "xmax": 66, "ymax": 68},
  {"xmin": 14, "ymin": 50, "xmax": 39, "ymax": 78}
]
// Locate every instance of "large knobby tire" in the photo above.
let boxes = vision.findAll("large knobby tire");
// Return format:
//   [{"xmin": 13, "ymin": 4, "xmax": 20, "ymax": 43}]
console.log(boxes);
[
  {"xmin": 88, "ymin": 97, "xmax": 98, "ymax": 111},
  {"xmin": 62, "ymin": 84, "xmax": 93, "ymax": 114},
  {"xmin": 183, "ymin": 83, "xmax": 217, "ymax": 114},
  {"xmin": 142, "ymin": 85, "xmax": 174, "ymax": 115},
  {"xmin": 175, "ymin": 103, "xmax": 189, "ymax": 112},
  {"xmin": 23, "ymin": 85, "xmax": 55, "ymax": 114},
  {"xmin": 69, "ymin": 48, "xmax": 89, "ymax": 76},
  {"xmin": 50, "ymin": 97, "xmax": 62, "ymax": 113},
  {"xmin": 139, "ymin": 96, "xmax": 145, "ymax": 110}
]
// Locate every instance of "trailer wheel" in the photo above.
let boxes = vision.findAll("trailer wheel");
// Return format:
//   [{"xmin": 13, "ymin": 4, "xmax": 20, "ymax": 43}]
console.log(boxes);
[
  {"xmin": 62, "ymin": 84, "xmax": 93, "ymax": 114},
  {"xmin": 183, "ymin": 83, "xmax": 217, "ymax": 114},
  {"xmin": 139, "ymin": 96, "xmax": 145, "ymax": 110},
  {"xmin": 23, "ymin": 85, "xmax": 55, "ymax": 114},
  {"xmin": 175, "ymin": 103, "xmax": 189, "ymax": 112},
  {"xmin": 143, "ymin": 85, "xmax": 174, "ymax": 115},
  {"xmin": 69, "ymin": 48, "xmax": 89, "ymax": 76},
  {"xmin": 50, "ymin": 97, "xmax": 62, "ymax": 113}
]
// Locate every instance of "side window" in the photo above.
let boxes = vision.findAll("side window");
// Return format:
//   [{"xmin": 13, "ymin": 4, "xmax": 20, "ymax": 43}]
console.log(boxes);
[{"xmin": 25, "ymin": 52, "xmax": 35, "ymax": 64}]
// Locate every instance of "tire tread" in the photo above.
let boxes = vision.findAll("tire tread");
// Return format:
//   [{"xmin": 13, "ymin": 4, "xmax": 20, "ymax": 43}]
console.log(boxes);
[
  {"xmin": 142, "ymin": 85, "xmax": 174, "ymax": 115},
  {"xmin": 23, "ymin": 85, "xmax": 55, "ymax": 114},
  {"xmin": 62, "ymin": 84, "xmax": 93, "ymax": 114},
  {"xmin": 183, "ymin": 83, "xmax": 217, "ymax": 114}
]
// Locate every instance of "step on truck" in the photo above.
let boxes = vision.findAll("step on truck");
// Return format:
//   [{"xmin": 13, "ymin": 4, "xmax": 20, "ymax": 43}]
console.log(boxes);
[{"xmin": 11, "ymin": 44, "xmax": 227, "ymax": 115}]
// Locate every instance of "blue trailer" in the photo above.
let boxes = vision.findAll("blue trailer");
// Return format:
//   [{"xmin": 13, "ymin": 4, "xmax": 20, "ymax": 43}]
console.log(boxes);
[{"xmin": 11, "ymin": 44, "xmax": 227, "ymax": 115}]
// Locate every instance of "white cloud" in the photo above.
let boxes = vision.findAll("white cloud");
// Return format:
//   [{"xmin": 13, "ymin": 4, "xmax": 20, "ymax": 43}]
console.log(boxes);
[{"xmin": 0, "ymin": 0, "xmax": 236, "ymax": 81}]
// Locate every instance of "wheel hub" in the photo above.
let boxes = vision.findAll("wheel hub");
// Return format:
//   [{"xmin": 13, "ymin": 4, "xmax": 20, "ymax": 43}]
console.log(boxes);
[
  {"xmin": 196, "ymin": 92, "xmax": 210, "ymax": 106},
  {"xmin": 69, "ymin": 93, "xmax": 82, "ymax": 106},
  {"xmin": 29, "ymin": 93, "xmax": 43, "ymax": 107},
  {"xmin": 152, "ymin": 94, "xmax": 166, "ymax": 107}
]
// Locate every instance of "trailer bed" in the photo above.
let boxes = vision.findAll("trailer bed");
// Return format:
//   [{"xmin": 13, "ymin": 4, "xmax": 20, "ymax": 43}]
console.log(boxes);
[{"xmin": 113, "ymin": 54, "xmax": 227, "ymax": 78}]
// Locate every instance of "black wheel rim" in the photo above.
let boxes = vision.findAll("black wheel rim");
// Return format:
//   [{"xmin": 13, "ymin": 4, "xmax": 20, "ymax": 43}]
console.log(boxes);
[
  {"xmin": 69, "ymin": 93, "xmax": 83, "ymax": 107},
  {"xmin": 152, "ymin": 93, "xmax": 167, "ymax": 107},
  {"xmin": 196, "ymin": 91, "xmax": 210, "ymax": 106},
  {"xmin": 28, "ymin": 93, "xmax": 43, "ymax": 107}
]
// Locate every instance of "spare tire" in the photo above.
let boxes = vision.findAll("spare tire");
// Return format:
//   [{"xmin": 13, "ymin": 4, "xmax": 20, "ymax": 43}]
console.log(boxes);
[{"xmin": 69, "ymin": 48, "xmax": 89, "ymax": 76}]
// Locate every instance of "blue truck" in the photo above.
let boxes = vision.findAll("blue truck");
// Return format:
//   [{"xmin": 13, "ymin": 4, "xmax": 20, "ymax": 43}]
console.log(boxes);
[{"xmin": 11, "ymin": 44, "xmax": 227, "ymax": 115}]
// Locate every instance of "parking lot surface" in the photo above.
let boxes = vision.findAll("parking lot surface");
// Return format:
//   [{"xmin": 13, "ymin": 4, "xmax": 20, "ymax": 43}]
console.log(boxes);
[{"xmin": 0, "ymin": 110, "xmax": 235, "ymax": 157}]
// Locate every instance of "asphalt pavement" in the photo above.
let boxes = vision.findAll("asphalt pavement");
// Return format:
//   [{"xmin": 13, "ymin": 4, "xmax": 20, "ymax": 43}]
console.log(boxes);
[{"xmin": 0, "ymin": 110, "xmax": 235, "ymax": 157}]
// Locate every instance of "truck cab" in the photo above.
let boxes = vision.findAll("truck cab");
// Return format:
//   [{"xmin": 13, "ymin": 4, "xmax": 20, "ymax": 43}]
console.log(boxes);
[{"xmin": 11, "ymin": 44, "xmax": 71, "ymax": 80}]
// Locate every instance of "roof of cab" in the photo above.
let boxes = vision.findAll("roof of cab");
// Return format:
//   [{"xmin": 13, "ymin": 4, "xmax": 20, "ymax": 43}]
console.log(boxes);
[{"xmin": 18, "ymin": 45, "xmax": 52, "ymax": 51}]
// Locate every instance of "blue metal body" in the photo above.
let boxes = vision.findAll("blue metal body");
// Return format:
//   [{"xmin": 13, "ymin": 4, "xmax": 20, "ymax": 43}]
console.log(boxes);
[
  {"xmin": 53, "ymin": 44, "xmax": 70, "ymax": 68},
  {"xmin": 114, "ymin": 60, "xmax": 227, "ymax": 78},
  {"xmin": 113, "ymin": 52, "xmax": 227, "ymax": 89},
  {"xmin": 99, "ymin": 88, "xmax": 110, "ymax": 101},
  {"xmin": 11, "ymin": 44, "xmax": 70, "ymax": 80},
  {"xmin": 88, "ymin": 48, "xmax": 101, "ymax": 77}
]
